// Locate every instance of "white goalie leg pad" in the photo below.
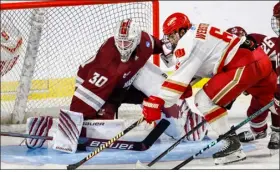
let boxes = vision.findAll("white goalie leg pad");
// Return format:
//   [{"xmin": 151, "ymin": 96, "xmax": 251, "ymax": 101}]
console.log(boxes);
[
  {"xmin": 185, "ymin": 109, "xmax": 208, "ymax": 141},
  {"xmin": 52, "ymin": 109, "xmax": 83, "ymax": 153},
  {"xmin": 26, "ymin": 116, "xmax": 53, "ymax": 149},
  {"xmin": 82, "ymin": 119, "xmax": 125, "ymax": 139},
  {"xmin": 158, "ymin": 112, "xmax": 186, "ymax": 140},
  {"xmin": 158, "ymin": 100, "xmax": 208, "ymax": 141}
]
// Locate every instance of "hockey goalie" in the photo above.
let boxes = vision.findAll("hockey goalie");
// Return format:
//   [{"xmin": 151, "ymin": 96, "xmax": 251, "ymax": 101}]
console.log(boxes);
[
  {"xmin": 24, "ymin": 18, "xmax": 208, "ymax": 154},
  {"xmin": 1, "ymin": 20, "xmax": 22, "ymax": 77}
]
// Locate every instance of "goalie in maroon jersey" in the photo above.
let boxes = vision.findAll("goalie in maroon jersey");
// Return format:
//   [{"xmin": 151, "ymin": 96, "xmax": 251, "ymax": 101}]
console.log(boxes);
[
  {"xmin": 226, "ymin": 2, "xmax": 280, "ymax": 151},
  {"xmin": 25, "ymin": 18, "xmax": 208, "ymax": 153}
]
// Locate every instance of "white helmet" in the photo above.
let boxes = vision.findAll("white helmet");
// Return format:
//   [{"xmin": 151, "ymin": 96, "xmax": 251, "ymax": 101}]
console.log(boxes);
[{"xmin": 114, "ymin": 19, "xmax": 141, "ymax": 62}]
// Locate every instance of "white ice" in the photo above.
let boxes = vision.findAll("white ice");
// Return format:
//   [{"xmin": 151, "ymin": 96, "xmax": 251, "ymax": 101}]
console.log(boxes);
[{"xmin": 1, "ymin": 93, "xmax": 279, "ymax": 170}]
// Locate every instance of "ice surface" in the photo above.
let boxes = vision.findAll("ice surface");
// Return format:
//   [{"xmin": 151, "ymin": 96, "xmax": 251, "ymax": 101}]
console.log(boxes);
[{"xmin": 1, "ymin": 94, "xmax": 279, "ymax": 170}]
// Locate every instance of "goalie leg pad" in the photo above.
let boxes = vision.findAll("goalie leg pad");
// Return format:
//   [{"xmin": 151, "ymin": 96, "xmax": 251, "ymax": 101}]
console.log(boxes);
[
  {"xmin": 159, "ymin": 99, "xmax": 208, "ymax": 141},
  {"xmin": 26, "ymin": 116, "xmax": 53, "ymax": 149},
  {"xmin": 52, "ymin": 109, "xmax": 84, "ymax": 153}
]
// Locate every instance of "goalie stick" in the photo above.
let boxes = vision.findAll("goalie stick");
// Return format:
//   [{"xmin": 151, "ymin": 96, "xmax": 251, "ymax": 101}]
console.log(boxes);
[
  {"xmin": 172, "ymin": 100, "xmax": 274, "ymax": 170},
  {"xmin": 1, "ymin": 118, "xmax": 170, "ymax": 152}
]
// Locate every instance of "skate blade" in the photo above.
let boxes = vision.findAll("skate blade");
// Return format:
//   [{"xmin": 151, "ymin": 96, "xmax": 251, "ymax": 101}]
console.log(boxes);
[
  {"xmin": 269, "ymin": 149, "xmax": 279, "ymax": 156},
  {"xmin": 135, "ymin": 160, "xmax": 152, "ymax": 169},
  {"xmin": 214, "ymin": 150, "xmax": 246, "ymax": 165}
]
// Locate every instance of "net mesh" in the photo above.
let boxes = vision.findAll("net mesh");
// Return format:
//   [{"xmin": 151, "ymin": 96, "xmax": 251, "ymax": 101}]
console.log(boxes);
[{"xmin": 1, "ymin": 2, "xmax": 155, "ymax": 124}]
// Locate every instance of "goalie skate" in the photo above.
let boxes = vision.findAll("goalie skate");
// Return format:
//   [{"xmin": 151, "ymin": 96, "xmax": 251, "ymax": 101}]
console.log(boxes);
[{"xmin": 213, "ymin": 133, "xmax": 246, "ymax": 165}]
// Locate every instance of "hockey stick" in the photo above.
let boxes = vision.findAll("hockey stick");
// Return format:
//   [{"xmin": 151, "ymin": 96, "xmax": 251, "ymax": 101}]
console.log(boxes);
[
  {"xmin": 136, "ymin": 119, "xmax": 207, "ymax": 168},
  {"xmin": 1, "ymin": 119, "xmax": 169, "ymax": 151},
  {"xmin": 172, "ymin": 100, "xmax": 274, "ymax": 170},
  {"xmin": 66, "ymin": 118, "xmax": 169, "ymax": 170}
]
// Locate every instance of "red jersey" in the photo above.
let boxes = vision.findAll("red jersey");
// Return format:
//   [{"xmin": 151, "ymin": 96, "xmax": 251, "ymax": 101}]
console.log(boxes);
[{"xmin": 70, "ymin": 32, "xmax": 163, "ymax": 118}]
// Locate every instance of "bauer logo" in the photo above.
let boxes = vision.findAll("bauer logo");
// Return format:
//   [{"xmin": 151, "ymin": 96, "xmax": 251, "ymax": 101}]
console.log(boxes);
[
  {"xmin": 146, "ymin": 41, "xmax": 150, "ymax": 47},
  {"xmin": 55, "ymin": 146, "xmax": 73, "ymax": 152},
  {"xmin": 89, "ymin": 141, "xmax": 134, "ymax": 150},
  {"xmin": 83, "ymin": 122, "xmax": 105, "ymax": 126}
]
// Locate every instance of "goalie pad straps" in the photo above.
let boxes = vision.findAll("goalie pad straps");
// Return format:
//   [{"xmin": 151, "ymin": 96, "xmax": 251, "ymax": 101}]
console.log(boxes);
[
  {"xmin": 160, "ymin": 100, "xmax": 208, "ymax": 141},
  {"xmin": 52, "ymin": 109, "xmax": 84, "ymax": 153},
  {"xmin": 26, "ymin": 116, "xmax": 53, "ymax": 149},
  {"xmin": 185, "ymin": 110, "xmax": 208, "ymax": 141}
]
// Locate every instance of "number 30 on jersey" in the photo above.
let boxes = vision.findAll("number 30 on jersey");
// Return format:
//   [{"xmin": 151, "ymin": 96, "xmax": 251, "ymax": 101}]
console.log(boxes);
[{"xmin": 89, "ymin": 72, "xmax": 108, "ymax": 87}]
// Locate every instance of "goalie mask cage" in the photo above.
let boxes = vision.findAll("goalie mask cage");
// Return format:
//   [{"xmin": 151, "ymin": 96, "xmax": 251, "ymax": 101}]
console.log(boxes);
[{"xmin": 0, "ymin": 0, "xmax": 160, "ymax": 124}]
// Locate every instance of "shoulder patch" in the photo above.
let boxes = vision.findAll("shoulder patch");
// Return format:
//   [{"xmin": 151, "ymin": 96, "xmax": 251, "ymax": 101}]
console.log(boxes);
[{"xmin": 175, "ymin": 48, "xmax": 185, "ymax": 58}]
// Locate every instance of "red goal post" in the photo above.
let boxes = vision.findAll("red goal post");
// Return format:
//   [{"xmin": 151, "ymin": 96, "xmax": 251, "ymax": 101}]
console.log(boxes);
[{"xmin": 0, "ymin": 0, "xmax": 160, "ymax": 124}]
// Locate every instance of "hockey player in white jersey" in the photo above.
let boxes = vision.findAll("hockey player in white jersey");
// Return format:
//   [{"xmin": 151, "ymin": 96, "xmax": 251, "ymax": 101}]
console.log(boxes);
[{"xmin": 142, "ymin": 13, "xmax": 277, "ymax": 165}]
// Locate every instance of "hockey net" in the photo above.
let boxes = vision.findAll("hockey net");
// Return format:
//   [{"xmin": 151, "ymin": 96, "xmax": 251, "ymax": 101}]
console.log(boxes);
[{"xmin": 0, "ymin": 0, "xmax": 160, "ymax": 125}]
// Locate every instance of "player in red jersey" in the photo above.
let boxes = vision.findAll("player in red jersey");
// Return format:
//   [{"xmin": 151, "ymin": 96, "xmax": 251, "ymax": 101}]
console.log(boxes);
[
  {"xmin": 226, "ymin": 2, "xmax": 279, "ymax": 150},
  {"xmin": 142, "ymin": 12, "xmax": 276, "ymax": 165}
]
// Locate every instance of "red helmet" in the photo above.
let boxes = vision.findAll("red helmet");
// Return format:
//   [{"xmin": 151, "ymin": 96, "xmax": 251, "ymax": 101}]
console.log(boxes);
[
  {"xmin": 163, "ymin": 13, "xmax": 192, "ymax": 35},
  {"xmin": 226, "ymin": 26, "xmax": 247, "ymax": 37},
  {"xmin": 273, "ymin": 2, "xmax": 280, "ymax": 17}
]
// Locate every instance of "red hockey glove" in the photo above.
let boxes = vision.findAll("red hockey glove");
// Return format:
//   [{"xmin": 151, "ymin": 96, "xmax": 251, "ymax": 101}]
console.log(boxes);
[
  {"xmin": 142, "ymin": 96, "xmax": 165, "ymax": 123},
  {"xmin": 180, "ymin": 85, "xmax": 192, "ymax": 99}
]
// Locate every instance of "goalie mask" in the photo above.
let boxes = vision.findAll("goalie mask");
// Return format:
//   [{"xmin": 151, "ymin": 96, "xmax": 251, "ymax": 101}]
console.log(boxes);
[
  {"xmin": 114, "ymin": 19, "xmax": 141, "ymax": 62},
  {"xmin": 271, "ymin": 2, "xmax": 280, "ymax": 36}
]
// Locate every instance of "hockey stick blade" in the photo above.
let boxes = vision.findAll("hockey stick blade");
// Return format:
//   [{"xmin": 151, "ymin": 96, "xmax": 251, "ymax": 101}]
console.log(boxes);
[
  {"xmin": 136, "ymin": 119, "xmax": 206, "ymax": 169},
  {"xmin": 78, "ymin": 118, "xmax": 170, "ymax": 151},
  {"xmin": 172, "ymin": 101, "xmax": 274, "ymax": 169}
]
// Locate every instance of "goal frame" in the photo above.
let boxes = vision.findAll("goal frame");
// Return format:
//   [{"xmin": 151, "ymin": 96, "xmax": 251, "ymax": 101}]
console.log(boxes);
[{"xmin": 0, "ymin": 0, "xmax": 160, "ymax": 124}]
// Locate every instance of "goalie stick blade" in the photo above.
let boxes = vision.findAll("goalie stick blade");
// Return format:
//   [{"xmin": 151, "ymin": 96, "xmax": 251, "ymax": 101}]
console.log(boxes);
[
  {"xmin": 136, "ymin": 119, "xmax": 170, "ymax": 150},
  {"xmin": 77, "ymin": 119, "xmax": 169, "ymax": 151}
]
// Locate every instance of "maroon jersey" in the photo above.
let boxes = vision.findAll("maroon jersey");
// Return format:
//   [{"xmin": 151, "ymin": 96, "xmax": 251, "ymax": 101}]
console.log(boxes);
[
  {"xmin": 249, "ymin": 33, "xmax": 280, "ymax": 84},
  {"xmin": 248, "ymin": 33, "xmax": 278, "ymax": 61},
  {"xmin": 70, "ymin": 32, "xmax": 163, "ymax": 119}
]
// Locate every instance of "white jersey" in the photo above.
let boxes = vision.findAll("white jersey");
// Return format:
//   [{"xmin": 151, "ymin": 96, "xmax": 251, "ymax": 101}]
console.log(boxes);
[{"xmin": 159, "ymin": 23, "xmax": 246, "ymax": 107}]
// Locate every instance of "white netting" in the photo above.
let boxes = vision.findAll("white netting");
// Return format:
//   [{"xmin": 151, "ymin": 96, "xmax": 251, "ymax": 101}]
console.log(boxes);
[{"xmin": 1, "ymin": 2, "xmax": 156, "ymax": 124}]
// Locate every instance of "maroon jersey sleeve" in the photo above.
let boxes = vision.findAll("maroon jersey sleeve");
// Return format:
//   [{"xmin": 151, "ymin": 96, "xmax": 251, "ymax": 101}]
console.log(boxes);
[{"xmin": 70, "ymin": 37, "xmax": 120, "ymax": 119}]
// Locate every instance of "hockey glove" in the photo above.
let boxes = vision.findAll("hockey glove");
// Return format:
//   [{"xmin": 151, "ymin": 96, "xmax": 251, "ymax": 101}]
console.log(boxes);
[{"xmin": 142, "ymin": 96, "xmax": 164, "ymax": 123}]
